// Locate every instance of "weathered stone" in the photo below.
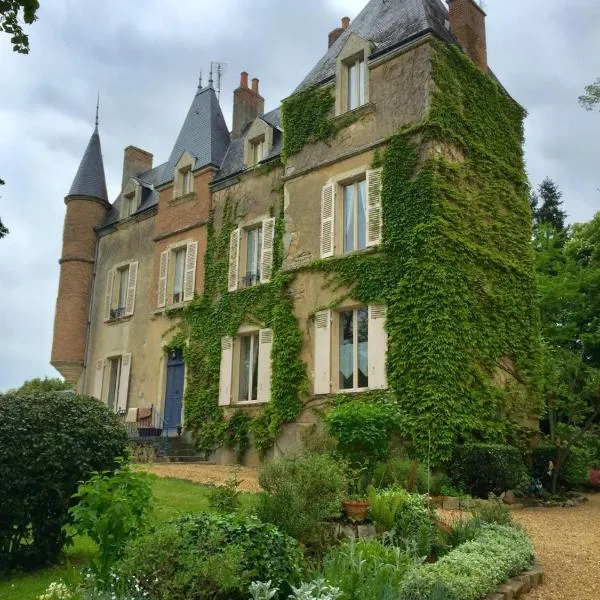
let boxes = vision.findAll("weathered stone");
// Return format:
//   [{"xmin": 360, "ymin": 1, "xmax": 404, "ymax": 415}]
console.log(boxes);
[
  {"xmin": 531, "ymin": 563, "xmax": 545, "ymax": 585},
  {"xmin": 506, "ymin": 578, "xmax": 524, "ymax": 597},
  {"xmin": 503, "ymin": 490, "xmax": 517, "ymax": 505},
  {"xmin": 525, "ymin": 569, "xmax": 540, "ymax": 588},
  {"xmin": 496, "ymin": 584, "xmax": 515, "ymax": 600},
  {"xmin": 486, "ymin": 594, "xmax": 504, "ymax": 600},
  {"xmin": 517, "ymin": 574, "xmax": 531, "ymax": 593}
]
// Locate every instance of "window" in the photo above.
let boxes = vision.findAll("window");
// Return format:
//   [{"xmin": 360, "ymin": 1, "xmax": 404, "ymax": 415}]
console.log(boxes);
[
  {"xmin": 157, "ymin": 241, "xmax": 198, "ymax": 308},
  {"xmin": 228, "ymin": 218, "xmax": 275, "ymax": 292},
  {"xmin": 342, "ymin": 179, "xmax": 367, "ymax": 253},
  {"xmin": 94, "ymin": 353, "xmax": 132, "ymax": 413},
  {"xmin": 314, "ymin": 305, "xmax": 387, "ymax": 395},
  {"xmin": 104, "ymin": 262, "xmax": 138, "ymax": 321},
  {"xmin": 106, "ymin": 357, "xmax": 122, "ymax": 411},
  {"xmin": 122, "ymin": 192, "xmax": 138, "ymax": 219},
  {"xmin": 250, "ymin": 137, "xmax": 266, "ymax": 165},
  {"xmin": 347, "ymin": 57, "xmax": 366, "ymax": 111},
  {"xmin": 239, "ymin": 333, "xmax": 260, "ymax": 402},
  {"xmin": 181, "ymin": 168, "xmax": 192, "ymax": 195},
  {"xmin": 339, "ymin": 308, "xmax": 369, "ymax": 390}
]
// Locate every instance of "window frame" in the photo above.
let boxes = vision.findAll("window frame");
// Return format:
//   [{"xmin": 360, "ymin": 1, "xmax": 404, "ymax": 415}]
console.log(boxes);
[
  {"xmin": 335, "ymin": 306, "xmax": 369, "ymax": 393},
  {"xmin": 171, "ymin": 246, "xmax": 187, "ymax": 305},
  {"xmin": 105, "ymin": 356, "xmax": 122, "ymax": 411},
  {"xmin": 249, "ymin": 135, "xmax": 266, "ymax": 166},
  {"xmin": 341, "ymin": 177, "xmax": 367, "ymax": 254},
  {"xmin": 236, "ymin": 331, "xmax": 261, "ymax": 403},
  {"xmin": 241, "ymin": 224, "xmax": 263, "ymax": 288},
  {"xmin": 346, "ymin": 56, "xmax": 366, "ymax": 112}
]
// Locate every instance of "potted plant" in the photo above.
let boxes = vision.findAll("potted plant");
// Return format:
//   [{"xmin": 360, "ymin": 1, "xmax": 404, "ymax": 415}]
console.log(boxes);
[{"xmin": 342, "ymin": 466, "xmax": 370, "ymax": 522}]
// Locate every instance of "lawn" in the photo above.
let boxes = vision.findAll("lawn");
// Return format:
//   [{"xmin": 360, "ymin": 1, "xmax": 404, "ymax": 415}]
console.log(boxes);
[{"xmin": 0, "ymin": 475, "xmax": 258, "ymax": 600}]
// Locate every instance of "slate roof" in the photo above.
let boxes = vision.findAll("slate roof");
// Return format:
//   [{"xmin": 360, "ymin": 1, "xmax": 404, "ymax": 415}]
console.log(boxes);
[
  {"xmin": 296, "ymin": 0, "xmax": 454, "ymax": 92},
  {"xmin": 214, "ymin": 107, "xmax": 282, "ymax": 182},
  {"xmin": 67, "ymin": 126, "xmax": 109, "ymax": 202}
]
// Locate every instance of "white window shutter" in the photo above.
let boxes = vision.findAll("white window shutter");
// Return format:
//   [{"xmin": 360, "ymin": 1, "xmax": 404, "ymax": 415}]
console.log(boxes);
[
  {"xmin": 125, "ymin": 262, "xmax": 138, "ymax": 316},
  {"xmin": 117, "ymin": 353, "xmax": 132, "ymax": 413},
  {"xmin": 93, "ymin": 359, "xmax": 105, "ymax": 400},
  {"xmin": 260, "ymin": 218, "xmax": 276, "ymax": 284},
  {"xmin": 257, "ymin": 329, "xmax": 273, "ymax": 402},
  {"xmin": 218, "ymin": 337, "xmax": 233, "ymax": 406},
  {"xmin": 366, "ymin": 168, "xmax": 383, "ymax": 247},
  {"xmin": 104, "ymin": 270, "xmax": 115, "ymax": 321},
  {"xmin": 320, "ymin": 183, "xmax": 335, "ymax": 258},
  {"xmin": 157, "ymin": 250, "xmax": 169, "ymax": 308},
  {"xmin": 228, "ymin": 228, "xmax": 241, "ymax": 292},
  {"xmin": 183, "ymin": 241, "xmax": 198, "ymax": 301},
  {"xmin": 368, "ymin": 305, "xmax": 388, "ymax": 389},
  {"xmin": 314, "ymin": 310, "xmax": 331, "ymax": 394}
]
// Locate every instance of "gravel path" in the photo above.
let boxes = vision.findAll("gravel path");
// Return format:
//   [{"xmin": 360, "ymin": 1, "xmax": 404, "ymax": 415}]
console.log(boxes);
[{"xmin": 513, "ymin": 494, "xmax": 600, "ymax": 600}]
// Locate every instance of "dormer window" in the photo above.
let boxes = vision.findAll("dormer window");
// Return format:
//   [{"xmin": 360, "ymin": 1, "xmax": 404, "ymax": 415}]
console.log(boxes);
[
  {"xmin": 173, "ymin": 152, "xmax": 195, "ymax": 200},
  {"xmin": 250, "ymin": 136, "xmax": 267, "ymax": 165},
  {"xmin": 335, "ymin": 35, "xmax": 372, "ymax": 116},
  {"xmin": 181, "ymin": 168, "xmax": 193, "ymax": 195},
  {"xmin": 347, "ymin": 56, "xmax": 366, "ymax": 111},
  {"xmin": 121, "ymin": 185, "xmax": 140, "ymax": 219},
  {"xmin": 244, "ymin": 120, "xmax": 273, "ymax": 167}
]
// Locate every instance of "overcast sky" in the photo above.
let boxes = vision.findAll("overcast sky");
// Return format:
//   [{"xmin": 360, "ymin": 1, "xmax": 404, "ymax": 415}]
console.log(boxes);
[{"xmin": 0, "ymin": 0, "xmax": 599, "ymax": 391}]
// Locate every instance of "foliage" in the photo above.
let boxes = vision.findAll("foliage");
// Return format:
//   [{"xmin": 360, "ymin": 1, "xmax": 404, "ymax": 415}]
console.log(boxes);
[
  {"xmin": 321, "ymin": 539, "xmax": 414, "ymax": 600},
  {"xmin": 445, "ymin": 518, "xmax": 484, "ymax": 550},
  {"xmin": 530, "ymin": 178, "xmax": 568, "ymax": 238},
  {"xmin": 209, "ymin": 467, "xmax": 242, "ymax": 514},
  {"xmin": 531, "ymin": 444, "xmax": 590, "ymax": 489},
  {"xmin": 372, "ymin": 458, "xmax": 430, "ymax": 493},
  {"xmin": 367, "ymin": 486, "xmax": 412, "ymax": 533},
  {"xmin": 452, "ymin": 444, "xmax": 527, "ymax": 498},
  {"xmin": 0, "ymin": 0, "xmax": 38, "ymax": 53},
  {"xmin": 325, "ymin": 400, "xmax": 400, "ymax": 467},
  {"xmin": 398, "ymin": 525, "xmax": 534, "ymax": 600},
  {"xmin": 69, "ymin": 461, "xmax": 153, "ymax": 583},
  {"xmin": 223, "ymin": 410, "xmax": 252, "ymax": 462},
  {"xmin": 10, "ymin": 377, "xmax": 72, "ymax": 394},
  {"xmin": 118, "ymin": 513, "xmax": 303, "ymax": 600},
  {"xmin": 257, "ymin": 454, "xmax": 346, "ymax": 545},
  {"xmin": 249, "ymin": 581, "xmax": 279, "ymax": 600},
  {"xmin": 470, "ymin": 499, "xmax": 512, "ymax": 526},
  {"xmin": 290, "ymin": 580, "xmax": 343, "ymax": 600},
  {"xmin": 579, "ymin": 78, "xmax": 600, "ymax": 111},
  {"xmin": 0, "ymin": 391, "xmax": 127, "ymax": 571}
]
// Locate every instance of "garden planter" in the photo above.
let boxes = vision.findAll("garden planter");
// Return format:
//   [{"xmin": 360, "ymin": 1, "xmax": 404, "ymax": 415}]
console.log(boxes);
[{"xmin": 343, "ymin": 500, "xmax": 370, "ymax": 522}]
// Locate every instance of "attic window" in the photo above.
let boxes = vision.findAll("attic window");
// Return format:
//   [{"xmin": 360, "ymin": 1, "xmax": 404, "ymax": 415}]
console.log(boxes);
[
  {"xmin": 179, "ymin": 167, "xmax": 193, "ymax": 196},
  {"xmin": 250, "ymin": 135, "xmax": 267, "ymax": 165},
  {"xmin": 122, "ymin": 190, "xmax": 139, "ymax": 219},
  {"xmin": 346, "ymin": 55, "xmax": 366, "ymax": 111}
]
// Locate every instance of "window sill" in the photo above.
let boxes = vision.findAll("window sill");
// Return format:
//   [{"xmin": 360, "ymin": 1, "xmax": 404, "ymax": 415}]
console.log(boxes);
[
  {"xmin": 234, "ymin": 401, "xmax": 269, "ymax": 407},
  {"xmin": 335, "ymin": 388, "xmax": 370, "ymax": 395},
  {"xmin": 169, "ymin": 192, "xmax": 196, "ymax": 206},
  {"xmin": 153, "ymin": 302, "xmax": 190, "ymax": 316},
  {"xmin": 105, "ymin": 315, "xmax": 133, "ymax": 325},
  {"xmin": 332, "ymin": 102, "xmax": 375, "ymax": 123}
]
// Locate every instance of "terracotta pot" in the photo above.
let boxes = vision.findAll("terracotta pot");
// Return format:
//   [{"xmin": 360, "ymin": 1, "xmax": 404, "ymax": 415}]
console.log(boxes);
[{"xmin": 343, "ymin": 499, "xmax": 370, "ymax": 522}]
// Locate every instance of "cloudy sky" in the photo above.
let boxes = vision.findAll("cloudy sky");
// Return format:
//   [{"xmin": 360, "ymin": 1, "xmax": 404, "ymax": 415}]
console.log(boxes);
[{"xmin": 0, "ymin": 0, "xmax": 599, "ymax": 391}]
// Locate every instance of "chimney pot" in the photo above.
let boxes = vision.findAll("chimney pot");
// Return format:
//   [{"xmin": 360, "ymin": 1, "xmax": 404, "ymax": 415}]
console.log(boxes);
[
  {"xmin": 240, "ymin": 71, "xmax": 249, "ymax": 88},
  {"xmin": 447, "ymin": 0, "xmax": 488, "ymax": 71},
  {"xmin": 232, "ymin": 75, "xmax": 265, "ymax": 138},
  {"xmin": 252, "ymin": 78, "xmax": 259, "ymax": 94},
  {"xmin": 342, "ymin": 16, "xmax": 350, "ymax": 29}
]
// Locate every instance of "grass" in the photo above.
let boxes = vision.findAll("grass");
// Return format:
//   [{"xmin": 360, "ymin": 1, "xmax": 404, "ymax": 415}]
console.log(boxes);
[{"xmin": 0, "ymin": 474, "xmax": 258, "ymax": 600}]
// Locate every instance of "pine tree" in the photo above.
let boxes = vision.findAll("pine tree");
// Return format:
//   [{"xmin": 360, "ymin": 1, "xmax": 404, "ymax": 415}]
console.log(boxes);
[{"xmin": 535, "ymin": 177, "xmax": 568, "ymax": 235}]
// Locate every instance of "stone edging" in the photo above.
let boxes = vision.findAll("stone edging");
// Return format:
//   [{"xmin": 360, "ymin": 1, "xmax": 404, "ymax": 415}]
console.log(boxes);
[{"xmin": 486, "ymin": 561, "xmax": 544, "ymax": 600}]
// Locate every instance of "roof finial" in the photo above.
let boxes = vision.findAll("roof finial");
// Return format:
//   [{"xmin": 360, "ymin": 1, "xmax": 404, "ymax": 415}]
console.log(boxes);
[
  {"xmin": 95, "ymin": 92, "xmax": 100, "ymax": 128},
  {"xmin": 198, "ymin": 70, "xmax": 203, "ymax": 90},
  {"xmin": 208, "ymin": 64, "xmax": 214, "ymax": 88}
]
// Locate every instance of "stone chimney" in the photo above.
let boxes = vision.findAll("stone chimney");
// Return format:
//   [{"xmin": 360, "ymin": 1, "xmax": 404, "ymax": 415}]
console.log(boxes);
[
  {"xmin": 447, "ymin": 0, "xmax": 487, "ymax": 71},
  {"xmin": 122, "ymin": 146, "xmax": 153, "ymax": 190},
  {"xmin": 328, "ymin": 16, "xmax": 350, "ymax": 49},
  {"xmin": 232, "ymin": 71, "xmax": 265, "ymax": 139}
]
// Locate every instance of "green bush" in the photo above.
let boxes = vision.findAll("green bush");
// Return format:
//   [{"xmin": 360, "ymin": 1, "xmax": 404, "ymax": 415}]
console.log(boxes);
[
  {"xmin": 209, "ymin": 467, "xmax": 242, "ymax": 514},
  {"xmin": 118, "ymin": 512, "xmax": 303, "ymax": 600},
  {"xmin": 0, "ymin": 391, "xmax": 127, "ymax": 571},
  {"xmin": 531, "ymin": 445, "xmax": 590, "ymax": 489},
  {"xmin": 398, "ymin": 525, "xmax": 534, "ymax": 600},
  {"xmin": 325, "ymin": 400, "xmax": 399, "ymax": 467},
  {"xmin": 445, "ymin": 518, "xmax": 485, "ymax": 550},
  {"xmin": 452, "ymin": 444, "xmax": 526, "ymax": 498},
  {"xmin": 368, "ymin": 486, "xmax": 410, "ymax": 533},
  {"xmin": 372, "ymin": 458, "xmax": 430, "ymax": 492},
  {"xmin": 258, "ymin": 454, "xmax": 346, "ymax": 545},
  {"xmin": 69, "ymin": 460, "xmax": 153, "ymax": 582},
  {"xmin": 471, "ymin": 499, "xmax": 512, "ymax": 526},
  {"xmin": 321, "ymin": 539, "xmax": 413, "ymax": 600}
]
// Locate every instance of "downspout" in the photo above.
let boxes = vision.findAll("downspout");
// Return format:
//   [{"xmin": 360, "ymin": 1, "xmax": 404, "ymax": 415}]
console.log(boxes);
[{"xmin": 81, "ymin": 235, "xmax": 100, "ymax": 394}]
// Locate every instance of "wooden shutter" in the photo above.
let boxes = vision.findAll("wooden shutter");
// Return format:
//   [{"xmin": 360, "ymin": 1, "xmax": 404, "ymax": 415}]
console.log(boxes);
[
  {"xmin": 157, "ymin": 250, "xmax": 169, "ymax": 308},
  {"xmin": 320, "ymin": 183, "xmax": 335, "ymax": 258},
  {"xmin": 228, "ymin": 228, "xmax": 241, "ymax": 292},
  {"xmin": 117, "ymin": 353, "xmax": 132, "ymax": 413},
  {"xmin": 125, "ymin": 262, "xmax": 138, "ymax": 316},
  {"xmin": 366, "ymin": 168, "xmax": 383, "ymax": 247},
  {"xmin": 368, "ymin": 305, "xmax": 388, "ymax": 389},
  {"xmin": 314, "ymin": 310, "xmax": 331, "ymax": 394},
  {"xmin": 218, "ymin": 337, "xmax": 233, "ymax": 406},
  {"xmin": 257, "ymin": 329, "xmax": 273, "ymax": 402},
  {"xmin": 104, "ymin": 269, "xmax": 115, "ymax": 321},
  {"xmin": 93, "ymin": 358, "xmax": 105, "ymax": 400},
  {"xmin": 183, "ymin": 241, "xmax": 198, "ymax": 301},
  {"xmin": 260, "ymin": 218, "xmax": 276, "ymax": 284}
]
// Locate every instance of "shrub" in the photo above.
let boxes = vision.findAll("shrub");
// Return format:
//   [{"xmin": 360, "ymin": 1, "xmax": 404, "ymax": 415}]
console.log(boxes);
[
  {"xmin": 452, "ymin": 444, "xmax": 526, "ymax": 498},
  {"xmin": 69, "ymin": 461, "xmax": 154, "ymax": 582},
  {"xmin": 531, "ymin": 445, "xmax": 590, "ymax": 489},
  {"xmin": 398, "ymin": 525, "xmax": 534, "ymax": 600},
  {"xmin": 368, "ymin": 486, "xmax": 410, "ymax": 533},
  {"xmin": 0, "ymin": 391, "xmax": 127, "ymax": 571},
  {"xmin": 371, "ymin": 458, "xmax": 430, "ymax": 492},
  {"xmin": 471, "ymin": 499, "xmax": 512, "ymax": 526},
  {"xmin": 209, "ymin": 467, "xmax": 242, "ymax": 514},
  {"xmin": 325, "ymin": 400, "xmax": 399, "ymax": 467},
  {"xmin": 118, "ymin": 512, "xmax": 303, "ymax": 600},
  {"xmin": 321, "ymin": 539, "xmax": 413, "ymax": 600},
  {"xmin": 258, "ymin": 454, "xmax": 346, "ymax": 545},
  {"xmin": 445, "ymin": 518, "xmax": 484, "ymax": 550}
]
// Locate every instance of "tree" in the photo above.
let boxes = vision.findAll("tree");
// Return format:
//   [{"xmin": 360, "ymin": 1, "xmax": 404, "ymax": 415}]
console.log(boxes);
[
  {"xmin": 0, "ymin": 0, "xmax": 39, "ymax": 54},
  {"xmin": 533, "ymin": 178, "xmax": 568, "ymax": 236},
  {"xmin": 11, "ymin": 376, "xmax": 72, "ymax": 394},
  {"xmin": 579, "ymin": 78, "xmax": 600, "ymax": 112}
]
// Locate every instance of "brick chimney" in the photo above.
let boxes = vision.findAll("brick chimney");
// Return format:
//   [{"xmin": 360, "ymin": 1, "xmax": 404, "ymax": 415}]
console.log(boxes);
[
  {"xmin": 232, "ymin": 71, "xmax": 265, "ymax": 139},
  {"xmin": 328, "ymin": 16, "xmax": 350, "ymax": 49},
  {"xmin": 122, "ymin": 146, "xmax": 153, "ymax": 190},
  {"xmin": 447, "ymin": 0, "xmax": 487, "ymax": 71}
]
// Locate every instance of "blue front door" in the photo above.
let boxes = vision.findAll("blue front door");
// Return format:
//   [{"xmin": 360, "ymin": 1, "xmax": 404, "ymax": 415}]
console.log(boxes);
[{"xmin": 165, "ymin": 349, "xmax": 185, "ymax": 434}]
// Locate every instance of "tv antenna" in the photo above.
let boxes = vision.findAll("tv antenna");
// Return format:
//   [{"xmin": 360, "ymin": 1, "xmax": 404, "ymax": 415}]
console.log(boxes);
[{"xmin": 210, "ymin": 61, "xmax": 228, "ymax": 100}]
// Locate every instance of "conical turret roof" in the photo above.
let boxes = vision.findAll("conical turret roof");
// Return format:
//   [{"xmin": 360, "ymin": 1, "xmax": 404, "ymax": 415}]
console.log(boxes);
[{"xmin": 68, "ymin": 125, "xmax": 109, "ymax": 202}]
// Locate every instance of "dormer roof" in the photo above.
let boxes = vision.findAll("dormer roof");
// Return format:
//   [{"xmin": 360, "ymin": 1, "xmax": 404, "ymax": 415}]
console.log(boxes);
[{"xmin": 67, "ymin": 125, "xmax": 109, "ymax": 202}]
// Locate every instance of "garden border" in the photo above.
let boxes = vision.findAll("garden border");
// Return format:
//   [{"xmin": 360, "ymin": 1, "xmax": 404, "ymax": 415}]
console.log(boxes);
[{"xmin": 486, "ymin": 561, "xmax": 544, "ymax": 600}]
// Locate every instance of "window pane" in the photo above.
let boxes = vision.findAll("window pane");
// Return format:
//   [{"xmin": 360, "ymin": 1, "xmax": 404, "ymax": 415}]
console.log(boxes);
[
  {"xmin": 173, "ymin": 249, "xmax": 186, "ymax": 297},
  {"xmin": 107, "ymin": 358, "xmax": 120, "ymax": 410},
  {"xmin": 118, "ymin": 268, "xmax": 129, "ymax": 309},
  {"xmin": 339, "ymin": 311, "xmax": 354, "ymax": 389},
  {"xmin": 359, "ymin": 60, "xmax": 366, "ymax": 106},
  {"xmin": 357, "ymin": 180, "xmax": 367, "ymax": 250},
  {"xmin": 348, "ymin": 62, "xmax": 357, "ymax": 110},
  {"xmin": 251, "ymin": 333, "xmax": 260, "ymax": 401},
  {"xmin": 240, "ymin": 337, "xmax": 251, "ymax": 401},
  {"xmin": 343, "ymin": 184, "xmax": 355, "ymax": 253},
  {"xmin": 357, "ymin": 308, "xmax": 369, "ymax": 388}
]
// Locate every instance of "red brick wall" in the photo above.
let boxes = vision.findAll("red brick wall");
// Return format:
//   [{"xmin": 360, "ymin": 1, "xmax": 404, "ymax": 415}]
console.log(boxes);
[{"xmin": 448, "ymin": 0, "xmax": 487, "ymax": 71}]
